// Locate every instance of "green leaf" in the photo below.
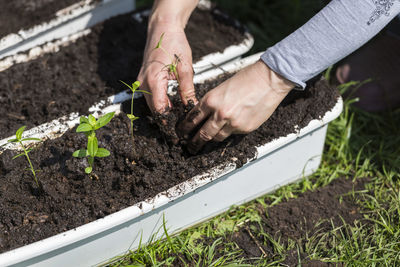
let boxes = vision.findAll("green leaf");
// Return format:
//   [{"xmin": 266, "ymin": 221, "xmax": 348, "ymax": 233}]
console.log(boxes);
[
  {"xmin": 21, "ymin": 138, "xmax": 41, "ymax": 142},
  {"xmin": 87, "ymin": 136, "xmax": 98, "ymax": 157},
  {"xmin": 88, "ymin": 114, "xmax": 96, "ymax": 126},
  {"xmin": 7, "ymin": 138, "xmax": 18, "ymax": 143},
  {"xmin": 155, "ymin": 33, "xmax": 165, "ymax": 49},
  {"xmin": 12, "ymin": 152, "xmax": 25, "ymax": 160},
  {"xmin": 80, "ymin": 116, "xmax": 89, "ymax": 124},
  {"xmin": 132, "ymin": 81, "xmax": 141, "ymax": 90},
  {"xmin": 95, "ymin": 148, "xmax": 110, "ymax": 158},
  {"xmin": 16, "ymin": 126, "xmax": 26, "ymax": 140},
  {"xmin": 127, "ymin": 114, "xmax": 139, "ymax": 121},
  {"xmin": 136, "ymin": 89, "xmax": 152, "ymax": 95},
  {"xmin": 120, "ymin": 80, "xmax": 132, "ymax": 91},
  {"xmin": 72, "ymin": 149, "xmax": 88, "ymax": 158},
  {"xmin": 76, "ymin": 123, "xmax": 93, "ymax": 133},
  {"xmin": 95, "ymin": 112, "xmax": 115, "ymax": 130},
  {"xmin": 85, "ymin": 166, "xmax": 92, "ymax": 174}
]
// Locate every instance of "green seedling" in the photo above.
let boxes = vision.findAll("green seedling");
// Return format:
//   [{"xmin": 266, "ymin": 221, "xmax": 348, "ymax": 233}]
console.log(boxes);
[
  {"xmin": 120, "ymin": 80, "xmax": 151, "ymax": 139},
  {"xmin": 7, "ymin": 126, "xmax": 41, "ymax": 186},
  {"xmin": 73, "ymin": 112, "xmax": 115, "ymax": 176},
  {"xmin": 154, "ymin": 33, "xmax": 181, "ymax": 85}
]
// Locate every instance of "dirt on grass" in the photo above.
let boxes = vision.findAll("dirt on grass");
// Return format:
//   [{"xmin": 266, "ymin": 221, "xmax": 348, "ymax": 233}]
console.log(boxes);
[
  {"xmin": 0, "ymin": 72, "xmax": 338, "ymax": 253},
  {"xmin": 229, "ymin": 177, "xmax": 366, "ymax": 266}
]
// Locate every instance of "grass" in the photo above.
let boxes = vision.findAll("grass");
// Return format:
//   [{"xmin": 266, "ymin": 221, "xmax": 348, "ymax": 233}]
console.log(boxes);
[{"xmin": 108, "ymin": 1, "xmax": 400, "ymax": 266}]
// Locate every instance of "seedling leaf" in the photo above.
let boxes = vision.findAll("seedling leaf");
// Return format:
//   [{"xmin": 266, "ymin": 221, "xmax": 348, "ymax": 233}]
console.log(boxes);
[
  {"xmin": 8, "ymin": 126, "xmax": 42, "ymax": 187},
  {"xmin": 155, "ymin": 32, "xmax": 165, "ymax": 49},
  {"xmin": 80, "ymin": 116, "xmax": 89, "ymax": 124},
  {"xmin": 88, "ymin": 114, "xmax": 96, "ymax": 126},
  {"xmin": 85, "ymin": 166, "xmax": 92, "ymax": 174},
  {"xmin": 12, "ymin": 152, "xmax": 25, "ymax": 160},
  {"xmin": 87, "ymin": 136, "xmax": 98, "ymax": 157},
  {"xmin": 95, "ymin": 112, "xmax": 115, "ymax": 130},
  {"xmin": 73, "ymin": 149, "xmax": 88, "ymax": 158},
  {"xmin": 120, "ymin": 80, "xmax": 132, "ymax": 90},
  {"xmin": 76, "ymin": 123, "xmax": 93, "ymax": 133},
  {"xmin": 95, "ymin": 148, "xmax": 110, "ymax": 158},
  {"xmin": 127, "ymin": 114, "xmax": 139, "ymax": 121},
  {"xmin": 21, "ymin": 138, "xmax": 42, "ymax": 142},
  {"xmin": 132, "ymin": 81, "xmax": 141, "ymax": 90},
  {"xmin": 136, "ymin": 89, "xmax": 152, "ymax": 95},
  {"xmin": 16, "ymin": 126, "xmax": 26, "ymax": 140},
  {"xmin": 74, "ymin": 112, "xmax": 114, "ymax": 176}
]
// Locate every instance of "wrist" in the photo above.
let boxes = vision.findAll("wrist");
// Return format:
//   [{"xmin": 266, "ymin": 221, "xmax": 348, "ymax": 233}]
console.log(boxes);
[
  {"xmin": 254, "ymin": 60, "xmax": 295, "ymax": 95},
  {"xmin": 149, "ymin": 0, "xmax": 198, "ymax": 30},
  {"xmin": 149, "ymin": 13, "xmax": 186, "ymax": 30}
]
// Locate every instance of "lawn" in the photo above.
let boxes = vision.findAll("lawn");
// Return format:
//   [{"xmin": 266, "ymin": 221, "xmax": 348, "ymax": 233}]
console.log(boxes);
[{"xmin": 108, "ymin": 1, "xmax": 400, "ymax": 266}]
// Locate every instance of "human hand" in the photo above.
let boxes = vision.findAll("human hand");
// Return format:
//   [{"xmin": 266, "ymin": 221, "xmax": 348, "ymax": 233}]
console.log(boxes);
[
  {"xmin": 178, "ymin": 60, "xmax": 295, "ymax": 154},
  {"xmin": 137, "ymin": 16, "xmax": 197, "ymax": 113}
]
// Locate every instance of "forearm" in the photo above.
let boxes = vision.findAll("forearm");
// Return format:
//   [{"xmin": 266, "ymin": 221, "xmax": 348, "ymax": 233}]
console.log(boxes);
[
  {"xmin": 262, "ymin": 0, "xmax": 400, "ymax": 88},
  {"xmin": 149, "ymin": 0, "xmax": 199, "ymax": 29}
]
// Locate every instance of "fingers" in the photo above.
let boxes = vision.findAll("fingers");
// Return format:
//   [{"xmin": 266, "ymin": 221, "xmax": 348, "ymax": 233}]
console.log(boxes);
[
  {"xmin": 178, "ymin": 63, "xmax": 198, "ymax": 106},
  {"xmin": 178, "ymin": 103, "xmax": 211, "ymax": 138},
  {"xmin": 143, "ymin": 90, "xmax": 171, "ymax": 114},
  {"xmin": 187, "ymin": 114, "xmax": 226, "ymax": 154},
  {"xmin": 138, "ymin": 67, "xmax": 171, "ymax": 114},
  {"xmin": 213, "ymin": 125, "xmax": 232, "ymax": 142}
]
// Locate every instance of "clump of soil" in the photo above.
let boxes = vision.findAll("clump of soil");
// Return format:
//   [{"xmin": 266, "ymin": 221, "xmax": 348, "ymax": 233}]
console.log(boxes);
[
  {"xmin": 0, "ymin": 7, "xmax": 246, "ymax": 140},
  {"xmin": 229, "ymin": 178, "xmax": 366, "ymax": 265},
  {"xmin": 0, "ymin": 73, "xmax": 338, "ymax": 253},
  {"xmin": 0, "ymin": 0, "xmax": 93, "ymax": 38}
]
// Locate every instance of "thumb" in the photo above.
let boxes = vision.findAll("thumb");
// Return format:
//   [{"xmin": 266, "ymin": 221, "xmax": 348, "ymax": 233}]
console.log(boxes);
[{"xmin": 177, "ymin": 64, "xmax": 198, "ymax": 106}]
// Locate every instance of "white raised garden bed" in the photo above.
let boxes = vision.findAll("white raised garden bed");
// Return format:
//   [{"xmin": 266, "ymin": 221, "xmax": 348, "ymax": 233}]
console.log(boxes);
[
  {"xmin": 0, "ymin": 53, "xmax": 343, "ymax": 266},
  {"xmin": 0, "ymin": 0, "xmax": 136, "ymax": 60}
]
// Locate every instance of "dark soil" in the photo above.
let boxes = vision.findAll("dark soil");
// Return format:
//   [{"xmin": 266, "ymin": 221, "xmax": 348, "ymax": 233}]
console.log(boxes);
[
  {"xmin": 0, "ymin": 0, "xmax": 92, "ymax": 38},
  {"xmin": 229, "ymin": 177, "xmax": 365, "ymax": 266},
  {"xmin": 0, "ymin": 72, "xmax": 338, "ymax": 253},
  {"xmin": 0, "ymin": 7, "xmax": 245, "ymax": 140}
]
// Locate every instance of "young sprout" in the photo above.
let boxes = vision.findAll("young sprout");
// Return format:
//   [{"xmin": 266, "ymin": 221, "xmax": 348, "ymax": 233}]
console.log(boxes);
[
  {"xmin": 154, "ymin": 33, "xmax": 181, "ymax": 85},
  {"xmin": 7, "ymin": 126, "xmax": 41, "ymax": 186},
  {"xmin": 120, "ymin": 80, "xmax": 151, "ymax": 139},
  {"xmin": 73, "ymin": 112, "xmax": 115, "ymax": 177}
]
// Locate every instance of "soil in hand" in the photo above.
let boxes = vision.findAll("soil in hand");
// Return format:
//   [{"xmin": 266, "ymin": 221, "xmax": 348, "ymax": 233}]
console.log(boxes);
[{"xmin": 0, "ymin": 7, "xmax": 245, "ymax": 140}]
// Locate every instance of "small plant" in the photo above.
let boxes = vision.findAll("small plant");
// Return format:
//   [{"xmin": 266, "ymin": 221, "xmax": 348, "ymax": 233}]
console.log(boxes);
[
  {"xmin": 7, "ymin": 126, "xmax": 41, "ymax": 186},
  {"xmin": 73, "ymin": 112, "xmax": 115, "ymax": 177},
  {"xmin": 154, "ymin": 33, "xmax": 181, "ymax": 85},
  {"xmin": 120, "ymin": 80, "xmax": 151, "ymax": 138}
]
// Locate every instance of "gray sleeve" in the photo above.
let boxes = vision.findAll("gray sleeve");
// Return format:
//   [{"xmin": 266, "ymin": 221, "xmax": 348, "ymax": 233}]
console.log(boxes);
[{"xmin": 261, "ymin": 0, "xmax": 400, "ymax": 88}]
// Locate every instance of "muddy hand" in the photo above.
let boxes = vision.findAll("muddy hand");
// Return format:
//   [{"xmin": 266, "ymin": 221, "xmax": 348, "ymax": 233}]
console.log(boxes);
[
  {"xmin": 137, "ymin": 0, "xmax": 198, "ymax": 114},
  {"xmin": 178, "ymin": 60, "xmax": 295, "ymax": 154}
]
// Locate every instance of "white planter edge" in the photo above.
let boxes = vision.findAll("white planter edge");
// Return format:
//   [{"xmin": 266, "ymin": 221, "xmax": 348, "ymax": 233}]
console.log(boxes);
[{"xmin": 0, "ymin": 0, "xmax": 136, "ymax": 60}]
